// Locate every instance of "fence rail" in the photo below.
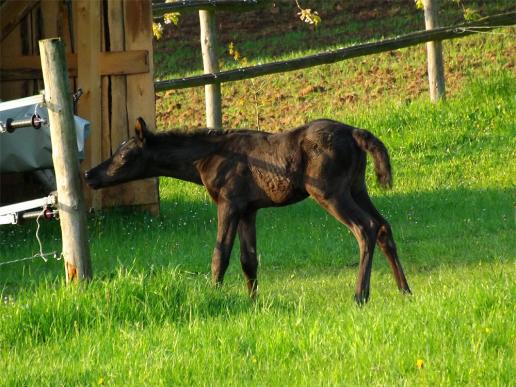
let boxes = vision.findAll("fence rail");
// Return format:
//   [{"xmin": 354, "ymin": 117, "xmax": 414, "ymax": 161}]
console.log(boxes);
[
  {"xmin": 152, "ymin": 0, "xmax": 265, "ymax": 16},
  {"xmin": 154, "ymin": 11, "xmax": 515, "ymax": 92}
]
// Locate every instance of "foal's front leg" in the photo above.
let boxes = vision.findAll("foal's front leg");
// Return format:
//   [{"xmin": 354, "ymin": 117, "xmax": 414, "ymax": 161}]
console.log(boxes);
[
  {"xmin": 211, "ymin": 202, "xmax": 239, "ymax": 286},
  {"xmin": 238, "ymin": 211, "xmax": 258, "ymax": 298}
]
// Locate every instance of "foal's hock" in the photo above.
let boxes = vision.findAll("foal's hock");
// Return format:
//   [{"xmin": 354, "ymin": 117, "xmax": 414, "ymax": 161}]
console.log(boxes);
[{"xmin": 85, "ymin": 118, "xmax": 411, "ymax": 304}]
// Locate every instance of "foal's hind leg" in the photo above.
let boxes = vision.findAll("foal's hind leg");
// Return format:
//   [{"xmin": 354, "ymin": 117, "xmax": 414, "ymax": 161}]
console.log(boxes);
[
  {"xmin": 309, "ymin": 190, "xmax": 379, "ymax": 304},
  {"xmin": 352, "ymin": 187, "xmax": 411, "ymax": 294},
  {"xmin": 211, "ymin": 202, "xmax": 239, "ymax": 286},
  {"xmin": 238, "ymin": 211, "xmax": 258, "ymax": 298}
]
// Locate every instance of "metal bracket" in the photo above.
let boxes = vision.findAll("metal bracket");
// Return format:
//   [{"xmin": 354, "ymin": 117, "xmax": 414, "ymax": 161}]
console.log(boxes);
[{"xmin": 0, "ymin": 193, "xmax": 58, "ymax": 225}]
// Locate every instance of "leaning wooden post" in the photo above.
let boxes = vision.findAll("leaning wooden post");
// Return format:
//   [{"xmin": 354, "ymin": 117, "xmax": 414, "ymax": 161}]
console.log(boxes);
[
  {"xmin": 39, "ymin": 38, "xmax": 93, "ymax": 282},
  {"xmin": 199, "ymin": 9, "xmax": 222, "ymax": 129},
  {"xmin": 423, "ymin": 0, "xmax": 446, "ymax": 102}
]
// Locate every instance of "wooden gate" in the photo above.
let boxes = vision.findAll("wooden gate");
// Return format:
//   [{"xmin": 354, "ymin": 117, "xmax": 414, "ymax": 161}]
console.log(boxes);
[{"xmin": 0, "ymin": 0, "xmax": 160, "ymax": 214}]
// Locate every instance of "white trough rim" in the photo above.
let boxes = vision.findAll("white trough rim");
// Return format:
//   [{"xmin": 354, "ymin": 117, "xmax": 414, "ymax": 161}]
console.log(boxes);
[
  {"xmin": 0, "ymin": 193, "xmax": 57, "ymax": 217},
  {"xmin": 0, "ymin": 94, "xmax": 45, "ymax": 112}
]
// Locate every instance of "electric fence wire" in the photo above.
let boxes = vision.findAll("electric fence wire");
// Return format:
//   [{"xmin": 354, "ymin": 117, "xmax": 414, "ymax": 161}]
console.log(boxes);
[{"xmin": 0, "ymin": 209, "xmax": 61, "ymax": 267}]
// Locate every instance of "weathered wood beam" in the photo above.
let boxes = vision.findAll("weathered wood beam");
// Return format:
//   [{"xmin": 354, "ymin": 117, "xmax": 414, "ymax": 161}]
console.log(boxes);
[
  {"xmin": 106, "ymin": 0, "xmax": 130, "ymax": 156},
  {"xmin": 75, "ymin": 0, "xmax": 102, "ymax": 210},
  {"xmin": 154, "ymin": 11, "xmax": 516, "ymax": 92},
  {"xmin": 1, "ymin": 50, "xmax": 149, "ymax": 81},
  {"xmin": 0, "ymin": 0, "xmax": 39, "ymax": 42},
  {"xmin": 120, "ymin": 0, "xmax": 160, "ymax": 216}
]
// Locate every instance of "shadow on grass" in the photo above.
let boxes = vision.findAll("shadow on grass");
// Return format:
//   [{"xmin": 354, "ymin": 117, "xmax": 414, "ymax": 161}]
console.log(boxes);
[
  {"xmin": 0, "ymin": 267, "xmax": 302, "ymax": 347},
  {"xmin": 1, "ymin": 185, "xmax": 512, "ymax": 288},
  {"xmin": 0, "ymin": 185, "xmax": 512, "ymax": 346}
]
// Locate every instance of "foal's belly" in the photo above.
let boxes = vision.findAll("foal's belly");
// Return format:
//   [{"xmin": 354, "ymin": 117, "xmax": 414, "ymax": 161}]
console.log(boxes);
[{"xmin": 250, "ymin": 167, "xmax": 307, "ymax": 206}]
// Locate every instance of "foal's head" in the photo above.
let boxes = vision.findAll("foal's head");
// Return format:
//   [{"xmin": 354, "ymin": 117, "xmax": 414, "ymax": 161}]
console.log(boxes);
[{"xmin": 84, "ymin": 117, "xmax": 152, "ymax": 189}]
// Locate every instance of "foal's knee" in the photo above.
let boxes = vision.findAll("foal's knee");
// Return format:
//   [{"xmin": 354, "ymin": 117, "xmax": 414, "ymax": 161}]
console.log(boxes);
[
  {"xmin": 377, "ymin": 223, "xmax": 395, "ymax": 248},
  {"xmin": 356, "ymin": 219, "xmax": 381, "ymax": 246}
]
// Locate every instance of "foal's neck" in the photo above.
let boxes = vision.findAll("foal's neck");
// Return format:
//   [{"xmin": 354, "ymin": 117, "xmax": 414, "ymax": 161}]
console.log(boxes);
[{"xmin": 147, "ymin": 131, "xmax": 222, "ymax": 184}]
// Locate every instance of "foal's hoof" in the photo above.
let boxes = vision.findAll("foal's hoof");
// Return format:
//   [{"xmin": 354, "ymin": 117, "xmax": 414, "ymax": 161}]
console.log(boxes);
[
  {"xmin": 400, "ymin": 287, "xmax": 412, "ymax": 295},
  {"xmin": 248, "ymin": 287, "xmax": 258, "ymax": 302},
  {"xmin": 212, "ymin": 279, "xmax": 224, "ymax": 289},
  {"xmin": 354, "ymin": 293, "xmax": 369, "ymax": 306}
]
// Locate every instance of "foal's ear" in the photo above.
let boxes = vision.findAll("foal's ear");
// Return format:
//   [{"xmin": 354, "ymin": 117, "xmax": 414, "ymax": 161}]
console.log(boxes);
[{"xmin": 134, "ymin": 117, "xmax": 150, "ymax": 145}]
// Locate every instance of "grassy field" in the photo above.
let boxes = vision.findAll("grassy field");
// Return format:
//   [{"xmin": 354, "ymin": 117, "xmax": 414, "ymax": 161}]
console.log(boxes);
[{"xmin": 1, "ymin": 2, "xmax": 515, "ymax": 385}]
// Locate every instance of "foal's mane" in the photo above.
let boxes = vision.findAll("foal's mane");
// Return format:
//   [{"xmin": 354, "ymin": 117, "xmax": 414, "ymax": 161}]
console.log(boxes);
[
  {"xmin": 162, "ymin": 127, "xmax": 260, "ymax": 136},
  {"xmin": 146, "ymin": 127, "xmax": 270, "ymax": 152},
  {"xmin": 152, "ymin": 127, "xmax": 266, "ymax": 142}
]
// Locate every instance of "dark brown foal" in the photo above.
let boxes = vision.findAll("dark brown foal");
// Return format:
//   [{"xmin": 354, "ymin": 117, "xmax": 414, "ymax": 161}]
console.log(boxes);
[{"xmin": 85, "ymin": 117, "xmax": 411, "ymax": 304}]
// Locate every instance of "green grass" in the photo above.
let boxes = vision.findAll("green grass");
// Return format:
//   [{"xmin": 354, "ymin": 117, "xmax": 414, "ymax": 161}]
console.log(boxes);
[
  {"xmin": 155, "ymin": 29, "xmax": 515, "ymax": 131},
  {"xmin": 1, "ymin": 4, "xmax": 515, "ymax": 385}
]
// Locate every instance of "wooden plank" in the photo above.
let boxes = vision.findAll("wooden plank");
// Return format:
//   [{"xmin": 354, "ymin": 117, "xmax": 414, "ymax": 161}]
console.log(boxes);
[
  {"xmin": 107, "ymin": 0, "xmax": 129, "ymax": 151},
  {"xmin": 98, "ymin": 0, "xmax": 130, "ymax": 208},
  {"xmin": 101, "ymin": 180, "xmax": 160, "ymax": 210},
  {"xmin": 40, "ymin": 0, "xmax": 61, "ymax": 94},
  {"xmin": 99, "ymin": 50, "xmax": 149, "ymax": 75},
  {"xmin": 29, "ymin": 1, "xmax": 40, "ymax": 94},
  {"xmin": 0, "ymin": 70, "xmax": 45, "ymax": 82},
  {"xmin": 154, "ymin": 11, "xmax": 516, "ymax": 91},
  {"xmin": 124, "ymin": 0, "xmax": 155, "ymax": 134},
  {"xmin": 423, "ymin": 0, "xmax": 445, "ymax": 102},
  {"xmin": 20, "ymin": 6, "xmax": 35, "ymax": 96},
  {"xmin": 59, "ymin": 0, "xmax": 74, "ymax": 53},
  {"xmin": 0, "ymin": 53, "xmax": 76, "ymax": 72},
  {"xmin": 0, "ymin": 50, "xmax": 149, "ymax": 80},
  {"xmin": 39, "ymin": 37, "xmax": 92, "ymax": 282},
  {"xmin": 40, "ymin": 0, "xmax": 60, "ymax": 38},
  {"xmin": 99, "ymin": 1, "xmax": 111, "ymax": 207},
  {"xmin": 0, "ymin": 0, "xmax": 39, "ymax": 42},
  {"xmin": 0, "ymin": 8, "xmax": 28, "ymax": 100},
  {"xmin": 120, "ymin": 0, "xmax": 159, "ymax": 214},
  {"xmin": 101, "ymin": 75, "xmax": 110, "ymax": 160},
  {"xmin": 75, "ymin": 0, "xmax": 102, "ymax": 210},
  {"xmin": 38, "ymin": 0, "xmax": 76, "ymax": 97}
]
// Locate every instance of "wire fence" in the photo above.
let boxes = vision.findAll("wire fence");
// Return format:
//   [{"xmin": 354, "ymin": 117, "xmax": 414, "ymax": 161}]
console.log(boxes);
[{"xmin": 0, "ymin": 209, "xmax": 61, "ymax": 268}]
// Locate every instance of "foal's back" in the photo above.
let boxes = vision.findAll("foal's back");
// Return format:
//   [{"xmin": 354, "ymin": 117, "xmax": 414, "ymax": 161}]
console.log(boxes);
[{"xmin": 206, "ymin": 120, "xmax": 363, "ymax": 208}]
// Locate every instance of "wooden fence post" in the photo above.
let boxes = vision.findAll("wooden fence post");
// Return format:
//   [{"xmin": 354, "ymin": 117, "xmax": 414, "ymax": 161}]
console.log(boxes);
[
  {"xmin": 39, "ymin": 38, "xmax": 93, "ymax": 282},
  {"xmin": 199, "ymin": 9, "xmax": 222, "ymax": 128},
  {"xmin": 423, "ymin": 0, "xmax": 446, "ymax": 102}
]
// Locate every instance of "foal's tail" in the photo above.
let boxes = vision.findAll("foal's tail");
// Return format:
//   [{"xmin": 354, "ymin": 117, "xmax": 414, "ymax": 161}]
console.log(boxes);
[{"xmin": 352, "ymin": 128, "xmax": 392, "ymax": 188}]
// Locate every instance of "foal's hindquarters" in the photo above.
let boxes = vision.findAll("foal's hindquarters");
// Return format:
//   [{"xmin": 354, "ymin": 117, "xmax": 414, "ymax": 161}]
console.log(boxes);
[{"xmin": 302, "ymin": 125, "xmax": 411, "ymax": 304}]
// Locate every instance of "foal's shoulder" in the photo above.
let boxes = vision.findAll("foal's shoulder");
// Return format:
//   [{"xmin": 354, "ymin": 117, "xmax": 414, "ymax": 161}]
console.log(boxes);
[{"xmin": 306, "ymin": 119, "xmax": 356, "ymax": 132}]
